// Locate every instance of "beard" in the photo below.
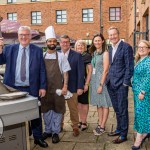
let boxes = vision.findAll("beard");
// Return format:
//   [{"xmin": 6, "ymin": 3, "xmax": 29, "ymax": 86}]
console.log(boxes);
[{"xmin": 47, "ymin": 44, "xmax": 56, "ymax": 50}]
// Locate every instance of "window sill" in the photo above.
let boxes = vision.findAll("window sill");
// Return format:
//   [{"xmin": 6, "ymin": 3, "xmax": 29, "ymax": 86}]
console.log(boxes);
[
  {"xmin": 108, "ymin": 20, "xmax": 122, "ymax": 22},
  {"xmin": 55, "ymin": 22, "xmax": 67, "ymax": 25},
  {"xmin": 31, "ymin": 23, "xmax": 42, "ymax": 26},
  {"xmin": 82, "ymin": 21, "xmax": 94, "ymax": 24}
]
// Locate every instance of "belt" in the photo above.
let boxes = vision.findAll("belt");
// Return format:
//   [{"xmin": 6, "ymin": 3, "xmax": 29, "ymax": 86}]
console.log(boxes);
[{"xmin": 16, "ymin": 86, "xmax": 30, "ymax": 88}]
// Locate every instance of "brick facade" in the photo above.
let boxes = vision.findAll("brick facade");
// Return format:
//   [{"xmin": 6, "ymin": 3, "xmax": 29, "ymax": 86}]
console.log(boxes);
[
  {"xmin": 0, "ymin": 0, "xmax": 129, "ymax": 44},
  {"xmin": 128, "ymin": 0, "xmax": 150, "ymax": 46}
]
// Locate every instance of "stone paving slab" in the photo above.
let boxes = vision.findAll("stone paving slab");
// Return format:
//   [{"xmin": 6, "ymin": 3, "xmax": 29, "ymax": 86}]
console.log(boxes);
[{"xmin": 31, "ymin": 90, "xmax": 149, "ymax": 150}]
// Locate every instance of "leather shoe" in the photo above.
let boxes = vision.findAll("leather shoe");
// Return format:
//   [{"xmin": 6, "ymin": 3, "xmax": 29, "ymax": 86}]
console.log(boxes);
[
  {"xmin": 42, "ymin": 132, "xmax": 52, "ymax": 140},
  {"xmin": 73, "ymin": 128, "xmax": 79, "ymax": 137},
  {"xmin": 112, "ymin": 136, "xmax": 127, "ymax": 144},
  {"xmin": 108, "ymin": 130, "xmax": 120, "ymax": 136},
  {"xmin": 52, "ymin": 133, "xmax": 60, "ymax": 144},
  {"xmin": 34, "ymin": 139, "xmax": 48, "ymax": 148}
]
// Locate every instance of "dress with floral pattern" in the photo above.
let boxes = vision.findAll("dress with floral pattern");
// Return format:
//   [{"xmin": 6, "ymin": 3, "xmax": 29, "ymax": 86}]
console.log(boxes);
[
  {"xmin": 90, "ymin": 52, "xmax": 112, "ymax": 108},
  {"xmin": 132, "ymin": 56, "xmax": 150, "ymax": 133}
]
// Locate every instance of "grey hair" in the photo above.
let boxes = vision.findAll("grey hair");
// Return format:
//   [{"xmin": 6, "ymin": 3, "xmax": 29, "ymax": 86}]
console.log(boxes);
[
  {"xmin": 59, "ymin": 34, "xmax": 70, "ymax": 42},
  {"xmin": 107, "ymin": 26, "xmax": 120, "ymax": 34},
  {"xmin": 18, "ymin": 26, "xmax": 32, "ymax": 34}
]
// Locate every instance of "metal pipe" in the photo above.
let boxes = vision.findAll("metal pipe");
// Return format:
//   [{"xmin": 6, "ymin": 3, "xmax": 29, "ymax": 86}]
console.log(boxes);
[
  {"xmin": 0, "ymin": 16, "xmax": 3, "ymax": 38},
  {"xmin": 133, "ymin": 0, "xmax": 136, "ymax": 53},
  {"xmin": 100, "ymin": 0, "xmax": 103, "ymax": 34}
]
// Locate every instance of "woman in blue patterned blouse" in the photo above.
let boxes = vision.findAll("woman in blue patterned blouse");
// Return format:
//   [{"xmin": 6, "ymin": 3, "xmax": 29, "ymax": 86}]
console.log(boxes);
[{"xmin": 132, "ymin": 40, "xmax": 150, "ymax": 150}]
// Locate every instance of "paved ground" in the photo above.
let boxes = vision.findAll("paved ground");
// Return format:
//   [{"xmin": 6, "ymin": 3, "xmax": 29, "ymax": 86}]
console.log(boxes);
[{"xmin": 30, "ymin": 89, "xmax": 150, "ymax": 150}]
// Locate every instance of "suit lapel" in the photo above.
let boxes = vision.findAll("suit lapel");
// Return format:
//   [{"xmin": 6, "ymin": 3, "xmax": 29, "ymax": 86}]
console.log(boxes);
[
  {"xmin": 109, "ymin": 47, "xmax": 113, "ymax": 64},
  {"xmin": 13, "ymin": 44, "xmax": 19, "ymax": 72},
  {"xmin": 68, "ymin": 49, "xmax": 73, "ymax": 62},
  {"xmin": 29, "ymin": 44, "xmax": 34, "ymax": 66}
]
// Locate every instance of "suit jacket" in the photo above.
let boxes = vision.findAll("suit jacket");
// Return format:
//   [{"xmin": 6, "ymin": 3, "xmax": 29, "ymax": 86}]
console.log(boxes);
[
  {"xmin": 67, "ymin": 49, "xmax": 84, "ymax": 93},
  {"xmin": 106, "ymin": 41, "xmax": 134, "ymax": 89},
  {"xmin": 0, "ymin": 43, "xmax": 46, "ymax": 97}
]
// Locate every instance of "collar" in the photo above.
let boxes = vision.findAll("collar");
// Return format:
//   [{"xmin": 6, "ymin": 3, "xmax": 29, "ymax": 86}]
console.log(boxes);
[
  {"xmin": 112, "ymin": 39, "xmax": 122, "ymax": 49},
  {"xmin": 19, "ymin": 44, "xmax": 29, "ymax": 50},
  {"xmin": 61, "ymin": 49, "xmax": 70, "ymax": 57}
]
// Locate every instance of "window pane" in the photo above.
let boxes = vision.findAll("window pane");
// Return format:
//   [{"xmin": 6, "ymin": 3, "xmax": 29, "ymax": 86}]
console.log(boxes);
[
  {"xmin": 37, "ymin": 12, "xmax": 41, "ymax": 15},
  {"xmin": 110, "ymin": 16, "xmax": 115, "ymax": 20},
  {"xmin": 62, "ymin": 15, "xmax": 66, "ymax": 18},
  {"xmin": 110, "ymin": 12, "xmax": 115, "ymax": 16},
  {"xmin": 32, "ymin": 20, "xmax": 36, "ymax": 24},
  {"xmin": 89, "ymin": 14, "xmax": 93, "ymax": 17},
  {"xmin": 37, "ymin": 16, "xmax": 41, "ymax": 19},
  {"xmin": 116, "ymin": 17, "xmax": 120, "ymax": 20},
  {"xmin": 89, "ymin": 9, "xmax": 93, "ymax": 13},
  {"xmin": 62, "ymin": 19, "xmax": 66, "ymax": 22},
  {"xmin": 116, "ymin": 8, "xmax": 120, "ymax": 11},
  {"xmin": 57, "ymin": 15, "xmax": 61, "ymax": 19},
  {"xmin": 83, "ymin": 14, "xmax": 87, "ymax": 18},
  {"xmin": 32, "ymin": 12, "xmax": 36, "ymax": 16},
  {"xmin": 62, "ymin": 11, "xmax": 66, "ymax": 15},
  {"xmin": 83, "ymin": 18, "xmax": 88, "ymax": 22},
  {"xmin": 110, "ymin": 8, "xmax": 115, "ymax": 12},
  {"xmin": 83, "ymin": 9, "xmax": 87, "ymax": 13},
  {"xmin": 57, "ymin": 19, "xmax": 61, "ymax": 23},
  {"xmin": 57, "ymin": 11, "xmax": 61, "ymax": 15},
  {"xmin": 89, "ymin": 18, "xmax": 93, "ymax": 21},
  {"xmin": 37, "ymin": 20, "xmax": 41, "ymax": 24}
]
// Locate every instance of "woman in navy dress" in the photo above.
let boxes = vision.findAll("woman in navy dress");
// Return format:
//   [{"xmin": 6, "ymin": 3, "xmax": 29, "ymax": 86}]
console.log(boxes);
[{"xmin": 74, "ymin": 40, "xmax": 92, "ymax": 131}]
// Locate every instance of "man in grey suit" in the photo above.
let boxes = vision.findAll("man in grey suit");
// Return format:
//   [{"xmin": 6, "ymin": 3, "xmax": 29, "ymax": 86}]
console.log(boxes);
[{"xmin": 106, "ymin": 26, "xmax": 134, "ymax": 144}]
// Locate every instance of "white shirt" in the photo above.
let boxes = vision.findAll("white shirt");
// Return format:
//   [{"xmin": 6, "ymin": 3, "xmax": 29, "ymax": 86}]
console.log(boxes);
[
  {"xmin": 112, "ymin": 39, "xmax": 122, "ymax": 61},
  {"xmin": 61, "ymin": 49, "xmax": 70, "ymax": 59},
  {"xmin": 44, "ymin": 51, "xmax": 71, "ymax": 74}
]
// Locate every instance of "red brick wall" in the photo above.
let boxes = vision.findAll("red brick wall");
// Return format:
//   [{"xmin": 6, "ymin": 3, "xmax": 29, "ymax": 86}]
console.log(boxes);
[{"xmin": 0, "ymin": 0, "xmax": 129, "ymax": 42}]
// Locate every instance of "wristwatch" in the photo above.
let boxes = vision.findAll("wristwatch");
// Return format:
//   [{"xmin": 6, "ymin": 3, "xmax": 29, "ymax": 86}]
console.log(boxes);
[
  {"xmin": 99, "ymin": 83, "xmax": 103, "ymax": 86},
  {"xmin": 141, "ymin": 90, "xmax": 146, "ymax": 95}
]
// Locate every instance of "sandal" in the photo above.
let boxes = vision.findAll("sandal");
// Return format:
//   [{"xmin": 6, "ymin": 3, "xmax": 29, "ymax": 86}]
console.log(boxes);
[
  {"xmin": 78, "ymin": 122, "xmax": 82, "ymax": 128},
  {"xmin": 81, "ymin": 123, "xmax": 88, "ymax": 131}
]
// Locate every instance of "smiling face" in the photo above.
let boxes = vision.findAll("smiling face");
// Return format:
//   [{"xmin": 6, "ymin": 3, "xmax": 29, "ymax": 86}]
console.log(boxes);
[
  {"xmin": 60, "ymin": 38, "xmax": 70, "ymax": 53},
  {"xmin": 76, "ymin": 43, "xmax": 85, "ymax": 54},
  {"xmin": 108, "ymin": 28, "xmax": 120, "ymax": 46},
  {"xmin": 18, "ymin": 29, "xmax": 31, "ymax": 47},
  {"xmin": 93, "ymin": 36, "xmax": 104, "ymax": 50},
  {"xmin": 138, "ymin": 41, "xmax": 150, "ymax": 58},
  {"xmin": 46, "ymin": 38, "xmax": 57, "ymax": 50}
]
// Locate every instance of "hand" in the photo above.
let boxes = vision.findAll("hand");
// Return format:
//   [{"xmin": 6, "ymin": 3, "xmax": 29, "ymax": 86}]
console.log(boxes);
[
  {"xmin": 97, "ymin": 86, "xmax": 102, "ymax": 94},
  {"xmin": 0, "ymin": 38, "xmax": 4, "ymax": 54},
  {"xmin": 84, "ymin": 85, "xmax": 88, "ymax": 93},
  {"xmin": 61, "ymin": 86, "xmax": 67, "ymax": 95},
  {"xmin": 77, "ymin": 89, "xmax": 83, "ymax": 96},
  {"xmin": 138, "ymin": 93, "xmax": 144, "ymax": 100},
  {"xmin": 39, "ymin": 89, "xmax": 46, "ymax": 98}
]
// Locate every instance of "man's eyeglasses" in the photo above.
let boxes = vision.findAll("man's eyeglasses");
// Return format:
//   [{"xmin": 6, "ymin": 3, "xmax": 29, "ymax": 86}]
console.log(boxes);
[
  {"xmin": 61, "ymin": 41, "xmax": 70, "ymax": 44},
  {"xmin": 19, "ymin": 34, "xmax": 30, "ymax": 37}
]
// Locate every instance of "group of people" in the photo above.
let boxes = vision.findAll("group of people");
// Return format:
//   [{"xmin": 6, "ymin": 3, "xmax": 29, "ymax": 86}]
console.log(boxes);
[{"xmin": 0, "ymin": 25, "xmax": 149, "ymax": 150}]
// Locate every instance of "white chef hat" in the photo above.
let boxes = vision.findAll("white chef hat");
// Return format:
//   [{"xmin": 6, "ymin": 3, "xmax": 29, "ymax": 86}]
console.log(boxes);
[{"xmin": 45, "ymin": 26, "xmax": 56, "ymax": 40}]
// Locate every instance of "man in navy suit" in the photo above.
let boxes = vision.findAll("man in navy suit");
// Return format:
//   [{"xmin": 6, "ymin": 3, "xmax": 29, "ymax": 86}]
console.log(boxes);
[
  {"xmin": 59, "ymin": 35, "xmax": 84, "ymax": 137},
  {"xmin": 106, "ymin": 27, "xmax": 134, "ymax": 143},
  {"xmin": 0, "ymin": 26, "xmax": 48, "ymax": 148}
]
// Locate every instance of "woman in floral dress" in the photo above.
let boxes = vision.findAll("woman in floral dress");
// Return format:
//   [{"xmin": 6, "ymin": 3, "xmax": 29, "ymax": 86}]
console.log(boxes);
[{"xmin": 132, "ymin": 40, "xmax": 150, "ymax": 150}]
